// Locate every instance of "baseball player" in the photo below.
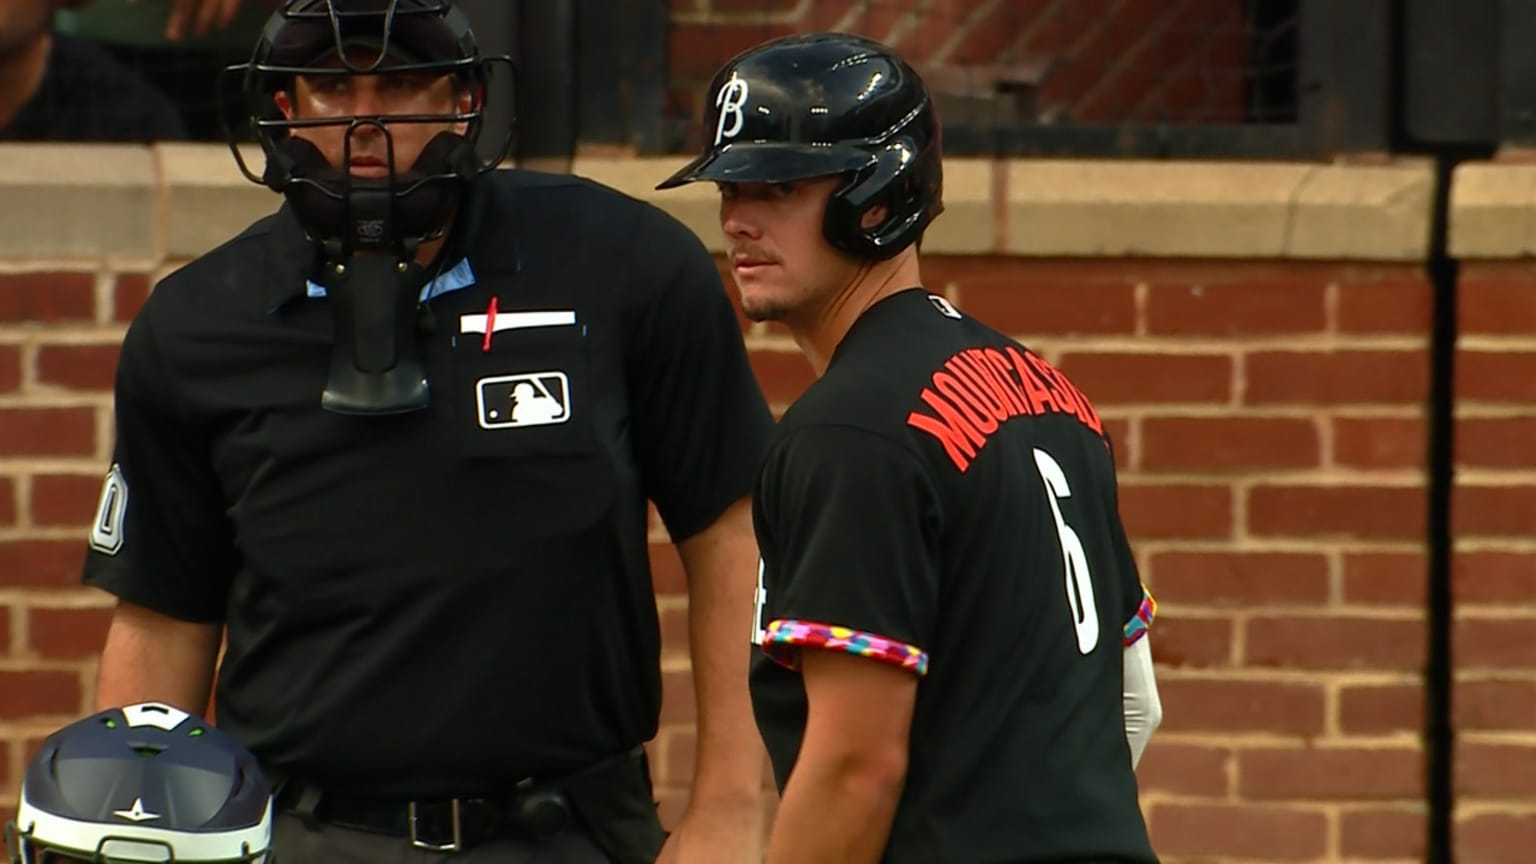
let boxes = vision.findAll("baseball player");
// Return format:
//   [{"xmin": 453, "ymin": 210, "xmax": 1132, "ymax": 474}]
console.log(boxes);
[{"xmin": 659, "ymin": 33, "xmax": 1162, "ymax": 863}]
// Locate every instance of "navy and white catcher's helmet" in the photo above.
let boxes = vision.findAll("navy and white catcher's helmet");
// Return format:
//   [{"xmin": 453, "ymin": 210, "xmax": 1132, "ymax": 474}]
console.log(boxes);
[{"xmin": 6, "ymin": 703, "xmax": 274, "ymax": 864}]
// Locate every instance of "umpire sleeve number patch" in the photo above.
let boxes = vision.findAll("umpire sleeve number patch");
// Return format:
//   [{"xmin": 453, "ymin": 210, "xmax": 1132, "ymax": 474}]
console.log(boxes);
[{"xmin": 89, "ymin": 464, "xmax": 128, "ymax": 556}]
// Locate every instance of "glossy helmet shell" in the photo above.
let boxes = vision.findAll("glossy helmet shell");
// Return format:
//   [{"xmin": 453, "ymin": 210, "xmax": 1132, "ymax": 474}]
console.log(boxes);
[{"xmin": 658, "ymin": 32, "xmax": 944, "ymax": 260}]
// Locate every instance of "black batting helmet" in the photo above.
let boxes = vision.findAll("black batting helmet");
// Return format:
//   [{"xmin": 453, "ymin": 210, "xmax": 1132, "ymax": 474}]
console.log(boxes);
[
  {"xmin": 658, "ymin": 32, "xmax": 944, "ymax": 260},
  {"xmin": 6, "ymin": 703, "xmax": 274, "ymax": 864}
]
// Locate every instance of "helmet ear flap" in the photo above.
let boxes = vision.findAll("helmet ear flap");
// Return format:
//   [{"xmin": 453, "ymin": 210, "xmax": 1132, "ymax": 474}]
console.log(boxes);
[{"xmin": 824, "ymin": 141, "xmax": 926, "ymax": 261}]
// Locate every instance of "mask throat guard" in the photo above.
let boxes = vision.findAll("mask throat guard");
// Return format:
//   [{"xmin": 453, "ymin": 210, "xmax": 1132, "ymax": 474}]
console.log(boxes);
[{"xmin": 284, "ymin": 120, "xmax": 466, "ymax": 416}]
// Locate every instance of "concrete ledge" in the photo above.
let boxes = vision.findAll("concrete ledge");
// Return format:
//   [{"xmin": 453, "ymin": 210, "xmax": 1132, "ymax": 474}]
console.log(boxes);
[
  {"xmin": 1007, "ymin": 160, "xmax": 1432, "ymax": 261},
  {"xmin": 0, "ymin": 144, "xmax": 1440, "ymax": 262},
  {"xmin": 0, "ymin": 145, "xmax": 157, "ymax": 261},
  {"xmin": 1449, "ymin": 164, "xmax": 1536, "ymax": 258},
  {"xmin": 571, "ymin": 156, "xmax": 997, "ymax": 255},
  {"xmin": 159, "ymin": 143, "xmax": 281, "ymax": 260}
]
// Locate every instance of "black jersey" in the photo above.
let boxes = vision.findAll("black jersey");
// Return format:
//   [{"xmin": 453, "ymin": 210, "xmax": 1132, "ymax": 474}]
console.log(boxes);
[
  {"xmin": 82, "ymin": 169, "xmax": 775, "ymax": 795},
  {"xmin": 749, "ymin": 289, "xmax": 1157, "ymax": 863}
]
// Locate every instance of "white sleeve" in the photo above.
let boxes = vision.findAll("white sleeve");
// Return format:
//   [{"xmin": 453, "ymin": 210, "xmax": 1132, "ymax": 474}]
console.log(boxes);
[{"xmin": 1122, "ymin": 635, "xmax": 1161, "ymax": 770}]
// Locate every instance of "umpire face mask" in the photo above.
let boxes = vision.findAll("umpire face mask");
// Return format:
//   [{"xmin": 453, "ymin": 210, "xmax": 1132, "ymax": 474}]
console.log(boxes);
[{"xmin": 224, "ymin": 0, "xmax": 513, "ymax": 415}]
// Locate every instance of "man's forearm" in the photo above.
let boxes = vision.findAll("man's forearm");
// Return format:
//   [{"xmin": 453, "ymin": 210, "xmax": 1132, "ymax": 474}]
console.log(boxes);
[
  {"xmin": 678, "ymin": 498, "xmax": 767, "ymax": 802},
  {"xmin": 766, "ymin": 751, "xmax": 904, "ymax": 864},
  {"xmin": 95, "ymin": 600, "xmax": 222, "ymax": 715}
]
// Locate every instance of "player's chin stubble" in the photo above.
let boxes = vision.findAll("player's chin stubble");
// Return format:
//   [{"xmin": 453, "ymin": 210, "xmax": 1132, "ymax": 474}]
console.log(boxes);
[{"xmin": 739, "ymin": 288, "xmax": 794, "ymax": 323}]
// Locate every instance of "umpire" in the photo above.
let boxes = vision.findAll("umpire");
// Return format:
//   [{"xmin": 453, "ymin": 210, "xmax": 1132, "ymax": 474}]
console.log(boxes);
[{"xmin": 81, "ymin": 2, "xmax": 775, "ymax": 862}]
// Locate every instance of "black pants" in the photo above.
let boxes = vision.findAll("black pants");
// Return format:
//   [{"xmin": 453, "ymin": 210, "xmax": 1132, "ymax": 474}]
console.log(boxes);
[{"xmin": 272, "ymin": 812, "xmax": 615, "ymax": 863}]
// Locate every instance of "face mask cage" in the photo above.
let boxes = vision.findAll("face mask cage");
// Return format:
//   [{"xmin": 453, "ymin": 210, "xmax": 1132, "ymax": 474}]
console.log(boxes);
[{"xmin": 218, "ymin": 0, "xmax": 516, "ymax": 206}]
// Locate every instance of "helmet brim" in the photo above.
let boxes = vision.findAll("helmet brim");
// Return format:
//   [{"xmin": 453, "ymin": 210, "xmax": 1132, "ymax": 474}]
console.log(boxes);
[{"xmin": 655, "ymin": 142, "xmax": 875, "ymax": 190}]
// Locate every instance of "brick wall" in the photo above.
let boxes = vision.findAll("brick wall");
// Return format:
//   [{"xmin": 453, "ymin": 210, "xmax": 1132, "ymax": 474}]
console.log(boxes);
[
  {"xmin": 1451, "ymin": 262, "xmax": 1536, "ymax": 861},
  {"xmin": 666, "ymin": 0, "xmax": 1250, "ymax": 147},
  {"xmin": 0, "ymin": 146, "xmax": 1531, "ymax": 863}
]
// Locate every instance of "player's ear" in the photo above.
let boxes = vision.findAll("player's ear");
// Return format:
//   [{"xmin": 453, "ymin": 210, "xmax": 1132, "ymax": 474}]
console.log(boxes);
[{"xmin": 861, "ymin": 203, "xmax": 890, "ymax": 230}]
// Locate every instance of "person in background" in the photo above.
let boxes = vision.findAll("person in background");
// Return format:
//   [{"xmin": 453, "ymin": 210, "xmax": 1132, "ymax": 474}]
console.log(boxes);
[
  {"xmin": 1, "ymin": 0, "xmax": 185, "ymax": 141},
  {"xmin": 53, "ymin": 0, "xmax": 275, "ymax": 138}
]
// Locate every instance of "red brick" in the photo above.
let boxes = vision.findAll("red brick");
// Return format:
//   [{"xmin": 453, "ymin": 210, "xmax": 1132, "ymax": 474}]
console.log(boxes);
[
  {"xmin": 1334, "ymin": 416, "xmax": 1426, "ymax": 469},
  {"xmin": 1148, "ymin": 615, "xmax": 1232, "ymax": 667},
  {"xmin": 0, "ymin": 670, "xmax": 80, "ymax": 718},
  {"xmin": 0, "ymin": 476, "xmax": 14, "ymax": 528},
  {"xmin": 0, "ymin": 408, "xmax": 95, "ymax": 457},
  {"xmin": 748, "ymin": 349, "xmax": 815, "ymax": 406},
  {"xmin": 1341, "ymin": 807, "xmax": 1426, "ymax": 859},
  {"xmin": 30, "ymin": 474, "xmax": 106, "ymax": 528},
  {"xmin": 1136, "ymin": 743, "xmax": 1229, "ymax": 797},
  {"xmin": 1459, "ymin": 278, "xmax": 1536, "ymax": 335},
  {"xmin": 1240, "ymin": 746, "xmax": 1422, "ymax": 799},
  {"xmin": 1339, "ymin": 684, "xmax": 1423, "ymax": 735},
  {"xmin": 1455, "ymin": 552, "xmax": 1536, "ymax": 604},
  {"xmin": 1145, "ymin": 281, "xmax": 1326, "ymax": 335},
  {"xmin": 1457, "ymin": 352, "xmax": 1536, "ymax": 402},
  {"xmin": 707, "ymin": 0, "xmax": 799, "ymax": 13},
  {"xmin": 1147, "ymin": 551, "xmax": 1329, "ymax": 607},
  {"xmin": 0, "ymin": 273, "xmax": 94, "ymax": 323},
  {"xmin": 28, "ymin": 606, "xmax": 113, "ymax": 660},
  {"xmin": 654, "ymin": 788, "xmax": 690, "ymax": 833},
  {"xmin": 1457, "ymin": 813, "xmax": 1536, "ymax": 864},
  {"xmin": 1342, "ymin": 551, "xmax": 1427, "ymax": 607},
  {"xmin": 35, "ymin": 344, "xmax": 120, "ymax": 392},
  {"xmin": 668, "ymin": 23, "xmax": 796, "ymax": 81},
  {"xmin": 1249, "ymin": 483, "xmax": 1425, "ymax": 540},
  {"xmin": 1149, "ymin": 802, "xmax": 1326, "ymax": 861},
  {"xmin": 0, "ymin": 603, "xmax": 11, "ymax": 655},
  {"xmin": 1453, "ymin": 486, "xmax": 1536, "ymax": 538},
  {"xmin": 1458, "ymin": 743, "xmax": 1536, "ymax": 796},
  {"xmin": 1056, "ymin": 352, "xmax": 1231, "ymax": 405},
  {"xmin": 1115, "ymin": 483, "xmax": 1231, "ymax": 540},
  {"xmin": 649, "ymin": 543, "xmax": 686, "ymax": 596},
  {"xmin": 943, "ymin": 0, "xmax": 1059, "ymax": 65},
  {"xmin": 1245, "ymin": 616, "xmax": 1424, "ymax": 671},
  {"xmin": 1457, "ymin": 417, "xmax": 1536, "ymax": 468},
  {"xmin": 0, "ymin": 344, "xmax": 19, "ymax": 393},
  {"xmin": 0, "ymin": 541, "xmax": 87, "ymax": 587},
  {"xmin": 663, "ymin": 728, "xmax": 696, "ymax": 789},
  {"xmin": 1456, "ymin": 679, "xmax": 1536, "ymax": 731},
  {"xmin": 1140, "ymin": 416, "xmax": 1319, "ymax": 472},
  {"xmin": 1337, "ymin": 278, "xmax": 1433, "ymax": 333},
  {"xmin": 1455, "ymin": 617, "xmax": 1536, "ymax": 670},
  {"xmin": 1245, "ymin": 350, "xmax": 1428, "ymax": 405},
  {"xmin": 1101, "ymin": 416, "xmax": 1131, "ymax": 471},
  {"xmin": 1155, "ymin": 679, "xmax": 1324, "ymax": 734},
  {"xmin": 951, "ymin": 280, "xmax": 1135, "ymax": 336},
  {"xmin": 113, "ymin": 273, "xmax": 153, "ymax": 322},
  {"xmin": 659, "ymin": 668, "xmax": 695, "ymax": 725},
  {"xmin": 659, "ymin": 605, "xmax": 689, "ymax": 660}
]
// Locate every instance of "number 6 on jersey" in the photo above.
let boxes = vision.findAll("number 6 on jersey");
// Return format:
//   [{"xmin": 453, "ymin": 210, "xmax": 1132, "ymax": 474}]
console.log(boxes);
[{"xmin": 1034, "ymin": 448, "xmax": 1099, "ymax": 654}]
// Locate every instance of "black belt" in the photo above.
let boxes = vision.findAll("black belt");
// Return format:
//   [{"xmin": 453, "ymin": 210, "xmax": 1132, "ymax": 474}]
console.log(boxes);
[{"xmin": 271, "ymin": 748, "xmax": 643, "ymax": 853}]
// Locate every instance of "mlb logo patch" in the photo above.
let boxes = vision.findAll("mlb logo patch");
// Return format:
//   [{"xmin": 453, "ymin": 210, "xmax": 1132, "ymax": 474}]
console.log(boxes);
[{"xmin": 476, "ymin": 372, "xmax": 571, "ymax": 429}]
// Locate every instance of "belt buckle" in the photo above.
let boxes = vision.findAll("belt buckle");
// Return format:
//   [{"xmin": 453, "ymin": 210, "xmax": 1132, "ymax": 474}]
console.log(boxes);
[{"xmin": 407, "ymin": 799, "xmax": 463, "ymax": 853}]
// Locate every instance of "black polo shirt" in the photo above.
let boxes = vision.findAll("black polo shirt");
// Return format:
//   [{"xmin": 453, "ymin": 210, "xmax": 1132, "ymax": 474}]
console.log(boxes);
[
  {"xmin": 748, "ymin": 289, "xmax": 1158, "ymax": 863},
  {"xmin": 1, "ymin": 34, "xmax": 186, "ymax": 142},
  {"xmin": 82, "ymin": 169, "xmax": 775, "ymax": 796}
]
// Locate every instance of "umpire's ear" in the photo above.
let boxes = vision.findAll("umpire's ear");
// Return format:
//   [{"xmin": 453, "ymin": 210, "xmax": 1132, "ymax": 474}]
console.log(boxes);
[{"xmin": 273, "ymin": 88, "xmax": 297, "ymax": 120}]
